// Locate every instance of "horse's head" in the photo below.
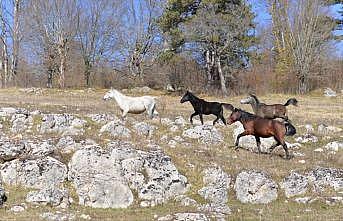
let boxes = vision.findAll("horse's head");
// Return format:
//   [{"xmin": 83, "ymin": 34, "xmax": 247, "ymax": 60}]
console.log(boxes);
[
  {"xmin": 103, "ymin": 89, "xmax": 116, "ymax": 101},
  {"xmin": 240, "ymin": 94, "xmax": 256, "ymax": 104},
  {"xmin": 227, "ymin": 108, "xmax": 241, "ymax": 125},
  {"xmin": 180, "ymin": 91, "xmax": 191, "ymax": 103}
]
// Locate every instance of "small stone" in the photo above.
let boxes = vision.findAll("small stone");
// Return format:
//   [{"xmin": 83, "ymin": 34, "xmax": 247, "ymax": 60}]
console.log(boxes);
[{"xmin": 314, "ymin": 148, "xmax": 324, "ymax": 152}]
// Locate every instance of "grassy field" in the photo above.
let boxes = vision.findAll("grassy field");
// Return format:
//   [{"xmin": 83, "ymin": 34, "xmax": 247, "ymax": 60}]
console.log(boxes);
[{"xmin": 0, "ymin": 88, "xmax": 342, "ymax": 221}]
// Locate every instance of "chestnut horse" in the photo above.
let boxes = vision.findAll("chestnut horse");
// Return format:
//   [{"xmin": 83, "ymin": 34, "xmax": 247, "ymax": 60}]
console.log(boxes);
[
  {"xmin": 227, "ymin": 108, "xmax": 296, "ymax": 159},
  {"xmin": 240, "ymin": 94, "xmax": 298, "ymax": 120}
]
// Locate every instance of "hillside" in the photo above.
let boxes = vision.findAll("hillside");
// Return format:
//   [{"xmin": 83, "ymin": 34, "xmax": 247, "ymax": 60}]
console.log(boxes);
[{"xmin": 0, "ymin": 88, "xmax": 342, "ymax": 221}]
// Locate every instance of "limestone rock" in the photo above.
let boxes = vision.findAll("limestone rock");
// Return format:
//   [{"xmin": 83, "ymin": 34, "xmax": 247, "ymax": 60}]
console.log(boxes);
[
  {"xmin": 318, "ymin": 124, "xmax": 342, "ymax": 135},
  {"xmin": 234, "ymin": 170, "xmax": 278, "ymax": 204},
  {"xmin": 133, "ymin": 122, "xmax": 156, "ymax": 137},
  {"xmin": 281, "ymin": 172, "xmax": 308, "ymax": 198},
  {"xmin": 324, "ymin": 88, "xmax": 337, "ymax": 97},
  {"xmin": 26, "ymin": 187, "xmax": 69, "ymax": 207},
  {"xmin": 99, "ymin": 121, "xmax": 130, "ymax": 138},
  {"xmin": 158, "ymin": 213, "xmax": 209, "ymax": 221},
  {"xmin": 308, "ymin": 167, "xmax": 343, "ymax": 192},
  {"xmin": 183, "ymin": 125, "xmax": 223, "ymax": 145},
  {"xmin": 198, "ymin": 167, "xmax": 230, "ymax": 204},
  {"xmin": 1, "ymin": 157, "xmax": 67, "ymax": 189},
  {"xmin": 325, "ymin": 141, "xmax": 343, "ymax": 152}
]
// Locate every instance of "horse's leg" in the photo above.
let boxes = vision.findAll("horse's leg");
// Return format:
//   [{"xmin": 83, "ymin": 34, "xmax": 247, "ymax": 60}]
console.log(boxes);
[
  {"xmin": 122, "ymin": 109, "xmax": 128, "ymax": 119},
  {"xmin": 235, "ymin": 131, "xmax": 249, "ymax": 150},
  {"xmin": 269, "ymin": 140, "xmax": 281, "ymax": 153},
  {"xmin": 255, "ymin": 136, "xmax": 261, "ymax": 153},
  {"xmin": 190, "ymin": 112, "xmax": 198, "ymax": 125},
  {"xmin": 220, "ymin": 114, "xmax": 226, "ymax": 125},
  {"xmin": 281, "ymin": 141, "xmax": 291, "ymax": 160},
  {"xmin": 213, "ymin": 115, "xmax": 220, "ymax": 125},
  {"xmin": 199, "ymin": 114, "xmax": 204, "ymax": 125},
  {"xmin": 148, "ymin": 103, "xmax": 156, "ymax": 119}
]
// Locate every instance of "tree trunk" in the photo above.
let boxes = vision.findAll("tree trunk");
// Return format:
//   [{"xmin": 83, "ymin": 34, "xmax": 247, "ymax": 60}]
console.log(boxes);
[
  {"xmin": 298, "ymin": 74, "xmax": 308, "ymax": 94},
  {"xmin": 217, "ymin": 57, "xmax": 228, "ymax": 95},
  {"xmin": 205, "ymin": 50, "xmax": 216, "ymax": 89},
  {"xmin": 59, "ymin": 55, "xmax": 66, "ymax": 88},
  {"xmin": 3, "ymin": 43, "xmax": 8, "ymax": 87},
  {"xmin": 47, "ymin": 69, "xmax": 53, "ymax": 88},
  {"xmin": 84, "ymin": 59, "xmax": 91, "ymax": 87},
  {"xmin": 11, "ymin": 0, "xmax": 20, "ymax": 85}
]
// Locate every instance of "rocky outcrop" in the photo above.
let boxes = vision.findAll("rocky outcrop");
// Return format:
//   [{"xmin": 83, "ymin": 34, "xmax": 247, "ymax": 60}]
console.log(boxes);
[
  {"xmin": 324, "ymin": 88, "xmax": 337, "ymax": 97},
  {"xmin": 26, "ymin": 187, "xmax": 70, "ymax": 207},
  {"xmin": 40, "ymin": 211, "xmax": 76, "ymax": 221},
  {"xmin": 67, "ymin": 144, "xmax": 133, "ymax": 209},
  {"xmin": 318, "ymin": 124, "xmax": 342, "ymax": 135},
  {"xmin": 87, "ymin": 113, "xmax": 116, "ymax": 124},
  {"xmin": 197, "ymin": 167, "xmax": 231, "ymax": 218},
  {"xmin": 280, "ymin": 172, "xmax": 308, "ymax": 198},
  {"xmin": 133, "ymin": 122, "xmax": 156, "ymax": 137},
  {"xmin": 234, "ymin": 170, "xmax": 278, "ymax": 204},
  {"xmin": 1, "ymin": 157, "xmax": 67, "ymax": 189},
  {"xmin": 68, "ymin": 142, "xmax": 188, "ymax": 209},
  {"xmin": 198, "ymin": 167, "xmax": 230, "ymax": 204},
  {"xmin": 295, "ymin": 134, "xmax": 318, "ymax": 143},
  {"xmin": 158, "ymin": 213, "xmax": 209, "ymax": 221},
  {"xmin": 183, "ymin": 125, "xmax": 223, "ymax": 145},
  {"xmin": 0, "ymin": 138, "xmax": 55, "ymax": 162},
  {"xmin": 308, "ymin": 167, "xmax": 343, "ymax": 192},
  {"xmin": 39, "ymin": 114, "xmax": 86, "ymax": 136},
  {"xmin": 11, "ymin": 114, "xmax": 33, "ymax": 133},
  {"xmin": 325, "ymin": 141, "xmax": 343, "ymax": 152},
  {"xmin": 99, "ymin": 121, "xmax": 130, "ymax": 138}
]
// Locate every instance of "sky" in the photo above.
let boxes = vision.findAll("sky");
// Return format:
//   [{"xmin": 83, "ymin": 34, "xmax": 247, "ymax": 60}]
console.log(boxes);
[{"xmin": 248, "ymin": 0, "xmax": 343, "ymax": 58}]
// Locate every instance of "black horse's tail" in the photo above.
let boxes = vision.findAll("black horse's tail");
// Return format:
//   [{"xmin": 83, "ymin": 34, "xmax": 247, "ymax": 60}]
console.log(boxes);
[
  {"xmin": 221, "ymin": 103, "xmax": 234, "ymax": 111},
  {"xmin": 284, "ymin": 98, "xmax": 298, "ymax": 106},
  {"xmin": 285, "ymin": 122, "xmax": 296, "ymax": 136}
]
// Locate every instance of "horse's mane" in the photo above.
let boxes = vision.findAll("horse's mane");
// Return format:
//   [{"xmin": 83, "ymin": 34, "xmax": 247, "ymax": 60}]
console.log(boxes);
[
  {"xmin": 236, "ymin": 108, "xmax": 257, "ymax": 121},
  {"xmin": 249, "ymin": 93, "xmax": 260, "ymax": 105},
  {"xmin": 188, "ymin": 91, "xmax": 205, "ymax": 102}
]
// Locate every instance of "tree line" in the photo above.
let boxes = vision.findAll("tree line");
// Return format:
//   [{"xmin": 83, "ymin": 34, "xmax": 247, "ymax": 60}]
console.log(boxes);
[{"xmin": 0, "ymin": 0, "xmax": 341, "ymax": 94}]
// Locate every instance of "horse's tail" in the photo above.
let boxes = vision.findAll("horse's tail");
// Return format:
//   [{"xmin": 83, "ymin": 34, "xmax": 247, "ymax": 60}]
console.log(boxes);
[
  {"xmin": 284, "ymin": 98, "xmax": 298, "ymax": 106},
  {"xmin": 221, "ymin": 103, "xmax": 234, "ymax": 111},
  {"xmin": 285, "ymin": 121, "xmax": 296, "ymax": 136}
]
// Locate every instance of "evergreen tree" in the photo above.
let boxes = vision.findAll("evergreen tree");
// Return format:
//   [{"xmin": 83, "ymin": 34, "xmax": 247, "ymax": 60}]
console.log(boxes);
[{"xmin": 159, "ymin": 0, "xmax": 256, "ymax": 95}]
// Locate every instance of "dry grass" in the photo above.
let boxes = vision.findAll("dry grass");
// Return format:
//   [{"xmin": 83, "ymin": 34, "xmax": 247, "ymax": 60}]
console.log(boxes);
[{"xmin": 0, "ymin": 88, "xmax": 342, "ymax": 220}]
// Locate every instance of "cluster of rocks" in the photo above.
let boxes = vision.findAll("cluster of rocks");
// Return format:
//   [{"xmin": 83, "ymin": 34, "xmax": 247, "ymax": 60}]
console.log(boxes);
[
  {"xmin": 19, "ymin": 87, "xmax": 45, "ymax": 95},
  {"xmin": 281, "ymin": 167, "xmax": 343, "ymax": 204},
  {"xmin": 0, "ymin": 106, "xmax": 342, "ymax": 220}
]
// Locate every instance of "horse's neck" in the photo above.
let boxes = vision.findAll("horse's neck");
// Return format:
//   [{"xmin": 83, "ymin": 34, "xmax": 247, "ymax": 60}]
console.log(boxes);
[
  {"xmin": 112, "ymin": 91, "xmax": 126, "ymax": 108},
  {"xmin": 189, "ymin": 94, "xmax": 200, "ymax": 106},
  {"xmin": 250, "ymin": 99, "xmax": 259, "ymax": 113}
]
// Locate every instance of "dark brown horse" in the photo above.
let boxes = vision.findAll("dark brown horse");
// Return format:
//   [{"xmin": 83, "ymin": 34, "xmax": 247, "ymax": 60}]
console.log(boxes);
[
  {"xmin": 227, "ymin": 108, "xmax": 296, "ymax": 159},
  {"xmin": 240, "ymin": 94, "xmax": 298, "ymax": 120},
  {"xmin": 180, "ymin": 91, "xmax": 234, "ymax": 125}
]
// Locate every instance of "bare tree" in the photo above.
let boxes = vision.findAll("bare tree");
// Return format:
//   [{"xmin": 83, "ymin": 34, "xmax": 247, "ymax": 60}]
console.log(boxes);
[
  {"xmin": 0, "ymin": 0, "xmax": 23, "ymax": 87},
  {"xmin": 76, "ymin": 0, "xmax": 124, "ymax": 87},
  {"xmin": 270, "ymin": 0, "xmax": 335, "ymax": 93},
  {"xmin": 25, "ymin": 0, "xmax": 79, "ymax": 88},
  {"xmin": 120, "ymin": 0, "xmax": 164, "ymax": 79}
]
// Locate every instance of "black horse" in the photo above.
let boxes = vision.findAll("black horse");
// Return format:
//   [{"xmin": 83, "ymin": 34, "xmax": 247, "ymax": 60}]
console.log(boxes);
[{"xmin": 180, "ymin": 91, "xmax": 234, "ymax": 125}]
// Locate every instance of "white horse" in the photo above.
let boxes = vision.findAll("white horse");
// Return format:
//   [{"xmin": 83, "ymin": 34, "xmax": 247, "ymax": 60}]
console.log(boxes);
[{"xmin": 103, "ymin": 88, "xmax": 158, "ymax": 118}]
